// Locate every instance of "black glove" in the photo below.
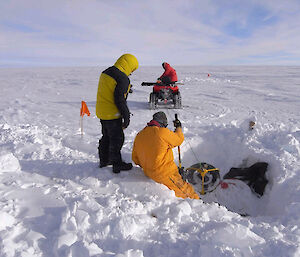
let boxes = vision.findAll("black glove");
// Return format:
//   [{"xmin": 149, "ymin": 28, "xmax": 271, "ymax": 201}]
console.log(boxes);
[
  {"xmin": 129, "ymin": 84, "xmax": 133, "ymax": 93},
  {"xmin": 178, "ymin": 167, "xmax": 187, "ymax": 181},
  {"xmin": 173, "ymin": 119, "xmax": 182, "ymax": 128},
  {"xmin": 122, "ymin": 117, "xmax": 130, "ymax": 129}
]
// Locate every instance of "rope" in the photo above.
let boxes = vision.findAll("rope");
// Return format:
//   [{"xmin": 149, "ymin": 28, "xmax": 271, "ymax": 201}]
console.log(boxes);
[
  {"xmin": 165, "ymin": 109, "xmax": 200, "ymax": 163},
  {"xmin": 185, "ymin": 139, "xmax": 201, "ymax": 163}
]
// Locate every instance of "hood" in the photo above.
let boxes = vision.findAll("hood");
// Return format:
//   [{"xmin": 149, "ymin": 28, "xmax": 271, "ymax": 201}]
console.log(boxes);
[
  {"xmin": 114, "ymin": 54, "xmax": 139, "ymax": 76},
  {"xmin": 147, "ymin": 120, "xmax": 161, "ymax": 127},
  {"xmin": 162, "ymin": 62, "xmax": 170, "ymax": 70}
]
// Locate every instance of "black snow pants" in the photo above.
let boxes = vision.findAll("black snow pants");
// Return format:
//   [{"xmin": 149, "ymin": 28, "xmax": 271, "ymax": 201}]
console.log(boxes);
[{"xmin": 98, "ymin": 118, "xmax": 124, "ymax": 166}]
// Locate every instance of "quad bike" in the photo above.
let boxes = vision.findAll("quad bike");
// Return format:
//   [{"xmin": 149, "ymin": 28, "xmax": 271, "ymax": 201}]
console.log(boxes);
[{"xmin": 141, "ymin": 82, "xmax": 183, "ymax": 109}]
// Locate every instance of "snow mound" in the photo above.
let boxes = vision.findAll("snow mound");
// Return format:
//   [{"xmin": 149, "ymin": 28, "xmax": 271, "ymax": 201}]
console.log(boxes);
[
  {"xmin": 181, "ymin": 120, "xmax": 300, "ymax": 217},
  {"xmin": 0, "ymin": 153, "xmax": 21, "ymax": 173}
]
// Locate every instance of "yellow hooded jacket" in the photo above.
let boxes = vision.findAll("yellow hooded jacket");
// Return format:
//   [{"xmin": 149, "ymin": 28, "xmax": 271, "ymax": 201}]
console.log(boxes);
[
  {"xmin": 132, "ymin": 126, "xmax": 199, "ymax": 199},
  {"xmin": 96, "ymin": 54, "xmax": 138, "ymax": 120}
]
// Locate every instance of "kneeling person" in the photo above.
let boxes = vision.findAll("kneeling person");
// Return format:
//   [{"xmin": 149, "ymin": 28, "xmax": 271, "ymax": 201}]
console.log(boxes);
[{"xmin": 132, "ymin": 112, "xmax": 199, "ymax": 199}]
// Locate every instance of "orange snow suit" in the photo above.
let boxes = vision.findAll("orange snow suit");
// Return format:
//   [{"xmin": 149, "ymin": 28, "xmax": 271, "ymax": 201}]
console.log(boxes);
[{"xmin": 132, "ymin": 126, "xmax": 199, "ymax": 199}]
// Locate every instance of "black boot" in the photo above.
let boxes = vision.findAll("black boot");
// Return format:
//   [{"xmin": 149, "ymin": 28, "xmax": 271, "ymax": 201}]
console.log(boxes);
[
  {"xmin": 99, "ymin": 161, "xmax": 112, "ymax": 168},
  {"xmin": 113, "ymin": 162, "xmax": 133, "ymax": 173}
]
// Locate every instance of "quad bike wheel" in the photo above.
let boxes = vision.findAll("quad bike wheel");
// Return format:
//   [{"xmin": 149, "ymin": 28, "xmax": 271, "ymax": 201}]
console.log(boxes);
[
  {"xmin": 173, "ymin": 92, "xmax": 182, "ymax": 109},
  {"xmin": 149, "ymin": 92, "xmax": 158, "ymax": 109}
]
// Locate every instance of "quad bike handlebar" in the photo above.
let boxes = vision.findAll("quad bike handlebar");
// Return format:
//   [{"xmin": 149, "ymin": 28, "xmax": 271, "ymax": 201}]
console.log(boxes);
[{"xmin": 141, "ymin": 82, "xmax": 184, "ymax": 86}]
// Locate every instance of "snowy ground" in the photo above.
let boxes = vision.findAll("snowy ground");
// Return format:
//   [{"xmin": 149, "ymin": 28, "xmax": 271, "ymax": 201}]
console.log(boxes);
[{"xmin": 0, "ymin": 65, "xmax": 300, "ymax": 257}]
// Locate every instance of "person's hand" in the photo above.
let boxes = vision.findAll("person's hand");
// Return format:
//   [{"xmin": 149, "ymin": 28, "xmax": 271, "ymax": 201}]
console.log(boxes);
[
  {"xmin": 178, "ymin": 167, "xmax": 186, "ymax": 181},
  {"xmin": 173, "ymin": 118, "xmax": 182, "ymax": 128},
  {"xmin": 122, "ymin": 117, "xmax": 130, "ymax": 129}
]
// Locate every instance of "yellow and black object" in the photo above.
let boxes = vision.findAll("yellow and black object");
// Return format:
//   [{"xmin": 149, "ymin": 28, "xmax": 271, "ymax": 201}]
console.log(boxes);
[{"xmin": 184, "ymin": 163, "xmax": 221, "ymax": 195}]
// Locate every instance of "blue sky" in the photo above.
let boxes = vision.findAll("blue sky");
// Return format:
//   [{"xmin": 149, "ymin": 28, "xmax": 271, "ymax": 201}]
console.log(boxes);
[{"xmin": 1, "ymin": 0, "xmax": 300, "ymax": 67}]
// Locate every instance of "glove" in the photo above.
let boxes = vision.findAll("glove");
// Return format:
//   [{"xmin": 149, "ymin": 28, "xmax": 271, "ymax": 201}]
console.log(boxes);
[
  {"xmin": 173, "ymin": 118, "xmax": 182, "ymax": 128},
  {"xmin": 122, "ymin": 117, "xmax": 130, "ymax": 129},
  {"xmin": 178, "ymin": 167, "xmax": 187, "ymax": 181},
  {"xmin": 129, "ymin": 84, "xmax": 133, "ymax": 93}
]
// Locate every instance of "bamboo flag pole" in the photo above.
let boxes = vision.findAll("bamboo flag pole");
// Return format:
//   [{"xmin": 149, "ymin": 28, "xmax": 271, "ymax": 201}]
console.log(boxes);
[
  {"xmin": 80, "ymin": 116, "xmax": 83, "ymax": 135},
  {"xmin": 80, "ymin": 101, "xmax": 90, "ymax": 136},
  {"xmin": 174, "ymin": 114, "xmax": 182, "ymax": 169}
]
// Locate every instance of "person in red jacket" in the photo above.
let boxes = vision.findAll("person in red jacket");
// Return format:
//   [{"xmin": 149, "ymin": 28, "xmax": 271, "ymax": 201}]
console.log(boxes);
[
  {"xmin": 154, "ymin": 62, "xmax": 179, "ymax": 94},
  {"xmin": 158, "ymin": 62, "xmax": 178, "ymax": 84}
]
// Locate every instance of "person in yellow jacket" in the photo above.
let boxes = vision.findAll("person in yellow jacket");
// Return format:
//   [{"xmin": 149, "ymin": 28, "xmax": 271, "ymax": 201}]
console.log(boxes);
[
  {"xmin": 96, "ymin": 53, "xmax": 138, "ymax": 173},
  {"xmin": 132, "ymin": 112, "xmax": 199, "ymax": 199}
]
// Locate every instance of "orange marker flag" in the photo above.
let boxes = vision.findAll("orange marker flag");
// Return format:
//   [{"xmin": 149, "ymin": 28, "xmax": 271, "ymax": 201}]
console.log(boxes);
[
  {"xmin": 80, "ymin": 101, "xmax": 90, "ymax": 117},
  {"xmin": 80, "ymin": 101, "xmax": 90, "ymax": 136}
]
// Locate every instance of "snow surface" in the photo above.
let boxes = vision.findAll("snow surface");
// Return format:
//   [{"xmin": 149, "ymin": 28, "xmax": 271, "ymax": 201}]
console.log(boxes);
[{"xmin": 0, "ymin": 65, "xmax": 300, "ymax": 257}]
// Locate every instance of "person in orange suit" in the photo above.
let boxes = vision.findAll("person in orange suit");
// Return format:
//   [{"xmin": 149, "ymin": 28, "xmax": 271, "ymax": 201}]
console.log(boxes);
[{"xmin": 132, "ymin": 112, "xmax": 199, "ymax": 199}]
